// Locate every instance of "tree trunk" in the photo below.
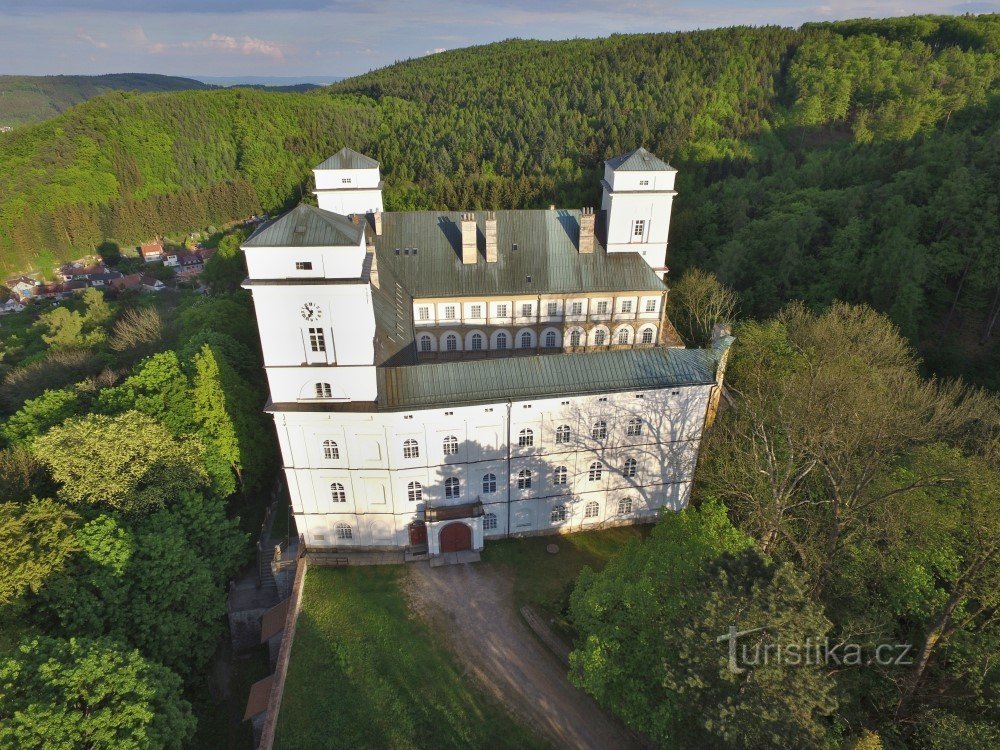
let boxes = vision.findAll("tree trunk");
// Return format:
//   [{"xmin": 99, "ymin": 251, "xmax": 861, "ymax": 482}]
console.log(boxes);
[{"xmin": 980, "ymin": 285, "xmax": 1000, "ymax": 344}]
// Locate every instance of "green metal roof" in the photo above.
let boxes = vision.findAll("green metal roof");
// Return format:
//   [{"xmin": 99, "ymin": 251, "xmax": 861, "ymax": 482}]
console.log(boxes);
[
  {"xmin": 377, "ymin": 346, "xmax": 718, "ymax": 408},
  {"xmin": 374, "ymin": 209, "xmax": 665, "ymax": 298},
  {"xmin": 243, "ymin": 204, "xmax": 364, "ymax": 248},
  {"xmin": 606, "ymin": 147, "xmax": 675, "ymax": 172},
  {"xmin": 315, "ymin": 147, "xmax": 380, "ymax": 170}
]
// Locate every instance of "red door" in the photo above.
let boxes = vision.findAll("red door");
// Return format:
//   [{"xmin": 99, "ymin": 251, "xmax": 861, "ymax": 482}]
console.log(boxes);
[
  {"xmin": 409, "ymin": 521, "xmax": 427, "ymax": 546},
  {"xmin": 439, "ymin": 522, "xmax": 472, "ymax": 553}
]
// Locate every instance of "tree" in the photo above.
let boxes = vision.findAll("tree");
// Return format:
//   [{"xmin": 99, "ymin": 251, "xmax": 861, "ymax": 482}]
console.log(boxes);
[
  {"xmin": 0, "ymin": 389, "xmax": 80, "ymax": 447},
  {"xmin": 0, "ymin": 636, "xmax": 195, "ymax": 750},
  {"xmin": 81, "ymin": 287, "xmax": 113, "ymax": 328},
  {"xmin": 43, "ymin": 493, "xmax": 246, "ymax": 676},
  {"xmin": 668, "ymin": 268, "xmax": 738, "ymax": 347},
  {"xmin": 109, "ymin": 306, "xmax": 162, "ymax": 353},
  {"xmin": 31, "ymin": 411, "xmax": 208, "ymax": 514},
  {"xmin": 569, "ymin": 501, "xmax": 754, "ymax": 742},
  {"xmin": 0, "ymin": 498, "xmax": 79, "ymax": 605},
  {"xmin": 200, "ymin": 230, "xmax": 248, "ymax": 294},
  {"xmin": 35, "ymin": 307, "xmax": 104, "ymax": 350},
  {"xmin": 0, "ymin": 447, "xmax": 55, "ymax": 503}
]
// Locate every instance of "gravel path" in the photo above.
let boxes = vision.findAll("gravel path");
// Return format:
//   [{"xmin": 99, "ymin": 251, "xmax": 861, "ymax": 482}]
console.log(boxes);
[{"xmin": 406, "ymin": 561, "xmax": 644, "ymax": 750}]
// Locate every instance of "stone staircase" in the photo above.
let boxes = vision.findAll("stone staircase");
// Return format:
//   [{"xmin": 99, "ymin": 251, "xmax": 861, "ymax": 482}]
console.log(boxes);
[{"xmin": 258, "ymin": 543, "xmax": 278, "ymax": 598}]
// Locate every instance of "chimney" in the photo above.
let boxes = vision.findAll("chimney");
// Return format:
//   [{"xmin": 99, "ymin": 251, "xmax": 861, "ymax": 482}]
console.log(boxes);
[
  {"xmin": 372, "ymin": 210, "xmax": 383, "ymax": 236},
  {"xmin": 460, "ymin": 212, "xmax": 477, "ymax": 265},
  {"xmin": 579, "ymin": 207, "xmax": 595, "ymax": 254},
  {"xmin": 485, "ymin": 211, "xmax": 498, "ymax": 262}
]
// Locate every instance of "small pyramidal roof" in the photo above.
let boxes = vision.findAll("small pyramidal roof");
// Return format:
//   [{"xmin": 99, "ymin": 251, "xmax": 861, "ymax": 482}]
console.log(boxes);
[
  {"xmin": 605, "ymin": 147, "xmax": 675, "ymax": 172},
  {"xmin": 243, "ymin": 204, "xmax": 364, "ymax": 248},
  {"xmin": 315, "ymin": 147, "xmax": 380, "ymax": 171}
]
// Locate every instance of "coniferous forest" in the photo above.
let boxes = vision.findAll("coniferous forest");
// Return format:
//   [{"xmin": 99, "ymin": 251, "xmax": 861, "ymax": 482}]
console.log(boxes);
[{"xmin": 0, "ymin": 15, "xmax": 996, "ymax": 385}]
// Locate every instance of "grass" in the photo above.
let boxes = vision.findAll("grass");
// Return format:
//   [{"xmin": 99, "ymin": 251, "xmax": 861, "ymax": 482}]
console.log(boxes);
[
  {"xmin": 274, "ymin": 566, "xmax": 547, "ymax": 750},
  {"xmin": 481, "ymin": 525, "xmax": 650, "ymax": 640}
]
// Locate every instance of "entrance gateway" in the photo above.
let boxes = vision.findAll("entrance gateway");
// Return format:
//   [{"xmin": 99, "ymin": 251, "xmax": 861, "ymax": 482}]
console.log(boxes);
[{"xmin": 439, "ymin": 522, "xmax": 472, "ymax": 553}]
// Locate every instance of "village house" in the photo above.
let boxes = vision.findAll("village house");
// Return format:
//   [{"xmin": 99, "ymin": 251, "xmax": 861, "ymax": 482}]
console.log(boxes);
[{"xmin": 139, "ymin": 240, "xmax": 165, "ymax": 263}]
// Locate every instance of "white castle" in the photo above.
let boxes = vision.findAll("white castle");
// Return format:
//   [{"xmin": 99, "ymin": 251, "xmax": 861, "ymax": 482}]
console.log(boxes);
[{"xmin": 242, "ymin": 147, "xmax": 732, "ymax": 560}]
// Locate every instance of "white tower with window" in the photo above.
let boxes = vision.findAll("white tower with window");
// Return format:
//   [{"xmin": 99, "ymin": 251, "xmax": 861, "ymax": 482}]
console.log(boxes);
[
  {"xmin": 241, "ymin": 203, "xmax": 378, "ymax": 404},
  {"xmin": 601, "ymin": 147, "xmax": 677, "ymax": 275},
  {"xmin": 313, "ymin": 146, "xmax": 384, "ymax": 216}
]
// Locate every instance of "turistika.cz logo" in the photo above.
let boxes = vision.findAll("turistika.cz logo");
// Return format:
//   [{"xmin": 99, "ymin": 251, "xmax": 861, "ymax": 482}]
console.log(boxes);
[{"xmin": 716, "ymin": 625, "xmax": 914, "ymax": 674}]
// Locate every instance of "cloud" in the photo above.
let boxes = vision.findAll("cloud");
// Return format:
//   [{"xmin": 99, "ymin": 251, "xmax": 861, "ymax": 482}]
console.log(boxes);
[
  {"xmin": 149, "ymin": 33, "xmax": 288, "ymax": 61},
  {"xmin": 424, "ymin": 47, "xmax": 447, "ymax": 55},
  {"xmin": 124, "ymin": 25, "xmax": 148, "ymax": 44},
  {"xmin": 76, "ymin": 30, "xmax": 108, "ymax": 48}
]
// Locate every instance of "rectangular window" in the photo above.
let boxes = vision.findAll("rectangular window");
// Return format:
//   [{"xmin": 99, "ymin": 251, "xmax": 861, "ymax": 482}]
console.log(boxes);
[
  {"xmin": 570, "ymin": 301, "xmax": 583, "ymax": 316},
  {"xmin": 295, "ymin": 261, "xmax": 312, "ymax": 270},
  {"xmin": 547, "ymin": 302, "xmax": 558, "ymax": 316},
  {"xmin": 633, "ymin": 219, "xmax": 646, "ymax": 238},
  {"xmin": 521, "ymin": 303, "xmax": 533, "ymax": 317},
  {"xmin": 645, "ymin": 299, "xmax": 657, "ymax": 313},
  {"xmin": 470, "ymin": 304, "xmax": 483, "ymax": 318},
  {"xmin": 496, "ymin": 304, "xmax": 508, "ymax": 318},
  {"xmin": 341, "ymin": 178, "xmax": 352, "ymax": 184},
  {"xmin": 621, "ymin": 300, "xmax": 633, "ymax": 313},
  {"xmin": 444, "ymin": 306, "xmax": 456, "ymax": 320},
  {"xmin": 308, "ymin": 328, "xmax": 326, "ymax": 352},
  {"xmin": 418, "ymin": 307, "xmax": 430, "ymax": 321},
  {"xmin": 596, "ymin": 301, "xmax": 609, "ymax": 315},
  {"xmin": 639, "ymin": 180, "xmax": 649, "ymax": 186}
]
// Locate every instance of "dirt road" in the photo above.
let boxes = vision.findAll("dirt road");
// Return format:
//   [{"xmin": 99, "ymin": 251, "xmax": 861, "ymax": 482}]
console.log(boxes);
[{"xmin": 406, "ymin": 561, "xmax": 644, "ymax": 750}]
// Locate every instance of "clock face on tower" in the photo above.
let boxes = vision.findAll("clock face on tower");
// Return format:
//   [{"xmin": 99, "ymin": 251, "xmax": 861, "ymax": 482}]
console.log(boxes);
[{"xmin": 300, "ymin": 302, "xmax": 322, "ymax": 322}]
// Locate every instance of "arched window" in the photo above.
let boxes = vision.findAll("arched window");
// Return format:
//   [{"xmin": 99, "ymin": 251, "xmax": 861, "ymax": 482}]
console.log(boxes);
[
  {"xmin": 626, "ymin": 417, "xmax": 643, "ymax": 436},
  {"xmin": 617, "ymin": 328, "xmax": 630, "ymax": 345},
  {"xmin": 419, "ymin": 335, "xmax": 433, "ymax": 352},
  {"xmin": 444, "ymin": 477, "xmax": 460, "ymax": 499},
  {"xmin": 322, "ymin": 440, "xmax": 339, "ymax": 459},
  {"xmin": 585, "ymin": 501, "xmax": 600, "ymax": 518},
  {"xmin": 471, "ymin": 333, "xmax": 483, "ymax": 350},
  {"xmin": 641, "ymin": 327, "xmax": 655, "ymax": 344},
  {"xmin": 315, "ymin": 382, "xmax": 332, "ymax": 398},
  {"xmin": 592, "ymin": 421, "xmax": 608, "ymax": 440},
  {"xmin": 545, "ymin": 330, "xmax": 557, "ymax": 348},
  {"xmin": 588, "ymin": 461, "xmax": 603, "ymax": 481},
  {"xmin": 445, "ymin": 334, "xmax": 458, "ymax": 351},
  {"xmin": 520, "ymin": 331, "xmax": 533, "ymax": 348},
  {"xmin": 407, "ymin": 481, "xmax": 422, "ymax": 502},
  {"xmin": 623, "ymin": 458, "xmax": 638, "ymax": 478},
  {"xmin": 617, "ymin": 497, "xmax": 633, "ymax": 515},
  {"xmin": 569, "ymin": 329, "xmax": 582, "ymax": 347},
  {"xmin": 483, "ymin": 473, "xmax": 497, "ymax": 494},
  {"xmin": 403, "ymin": 439, "xmax": 420, "ymax": 459},
  {"xmin": 496, "ymin": 332, "xmax": 508, "ymax": 350},
  {"xmin": 442, "ymin": 435, "xmax": 459, "ymax": 455},
  {"xmin": 551, "ymin": 505, "xmax": 567, "ymax": 523},
  {"xmin": 335, "ymin": 522, "xmax": 352, "ymax": 539},
  {"xmin": 330, "ymin": 483, "xmax": 346, "ymax": 502},
  {"xmin": 553, "ymin": 466, "xmax": 568, "ymax": 485},
  {"xmin": 483, "ymin": 513, "xmax": 498, "ymax": 531},
  {"xmin": 518, "ymin": 428, "xmax": 534, "ymax": 447},
  {"xmin": 555, "ymin": 425, "xmax": 571, "ymax": 444},
  {"xmin": 517, "ymin": 469, "xmax": 532, "ymax": 489},
  {"xmin": 594, "ymin": 329, "xmax": 607, "ymax": 346}
]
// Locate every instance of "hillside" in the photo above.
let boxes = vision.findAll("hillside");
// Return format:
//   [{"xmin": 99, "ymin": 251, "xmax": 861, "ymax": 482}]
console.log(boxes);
[
  {"xmin": 0, "ymin": 14, "xmax": 996, "ymax": 384},
  {"xmin": 0, "ymin": 73, "xmax": 214, "ymax": 127}
]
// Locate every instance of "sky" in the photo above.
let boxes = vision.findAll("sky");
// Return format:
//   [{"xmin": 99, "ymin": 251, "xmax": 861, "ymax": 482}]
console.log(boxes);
[{"xmin": 0, "ymin": 0, "xmax": 996, "ymax": 78}]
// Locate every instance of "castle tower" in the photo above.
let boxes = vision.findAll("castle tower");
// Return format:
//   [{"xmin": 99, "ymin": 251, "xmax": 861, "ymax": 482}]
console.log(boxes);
[
  {"xmin": 313, "ymin": 147, "xmax": 384, "ymax": 217},
  {"xmin": 600, "ymin": 147, "xmax": 677, "ymax": 275},
  {"xmin": 241, "ymin": 203, "xmax": 377, "ymax": 404}
]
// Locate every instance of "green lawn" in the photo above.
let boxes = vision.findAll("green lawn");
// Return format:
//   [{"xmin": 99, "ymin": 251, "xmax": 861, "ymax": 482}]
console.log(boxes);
[
  {"xmin": 481, "ymin": 525, "xmax": 650, "ymax": 640},
  {"xmin": 274, "ymin": 566, "xmax": 546, "ymax": 750}
]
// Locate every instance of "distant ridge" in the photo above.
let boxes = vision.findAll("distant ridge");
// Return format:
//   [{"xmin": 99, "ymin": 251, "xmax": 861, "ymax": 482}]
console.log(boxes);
[{"xmin": 0, "ymin": 73, "xmax": 213, "ymax": 127}]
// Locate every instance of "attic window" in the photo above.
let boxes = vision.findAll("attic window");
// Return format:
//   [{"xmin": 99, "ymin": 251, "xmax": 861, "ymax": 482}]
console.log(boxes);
[
  {"xmin": 394, "ymin": 248, "xmax": 400, "ymax": 255},
  {"xmin": 294, "ymin": 224, "xmax": 306, "ymax": 233},
  {"xmin": 526, "ymin": 275, "xmax": 532, "ymax": 284},
  {"xmin": 512, "ymin": 243, "xmax": 518, "ymax": 252}
]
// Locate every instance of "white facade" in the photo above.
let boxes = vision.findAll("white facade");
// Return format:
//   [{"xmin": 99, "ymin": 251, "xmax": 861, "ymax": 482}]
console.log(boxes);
[{"xmin": 273, "ymin": 384, "xmax": 711, "ymax": 551}]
